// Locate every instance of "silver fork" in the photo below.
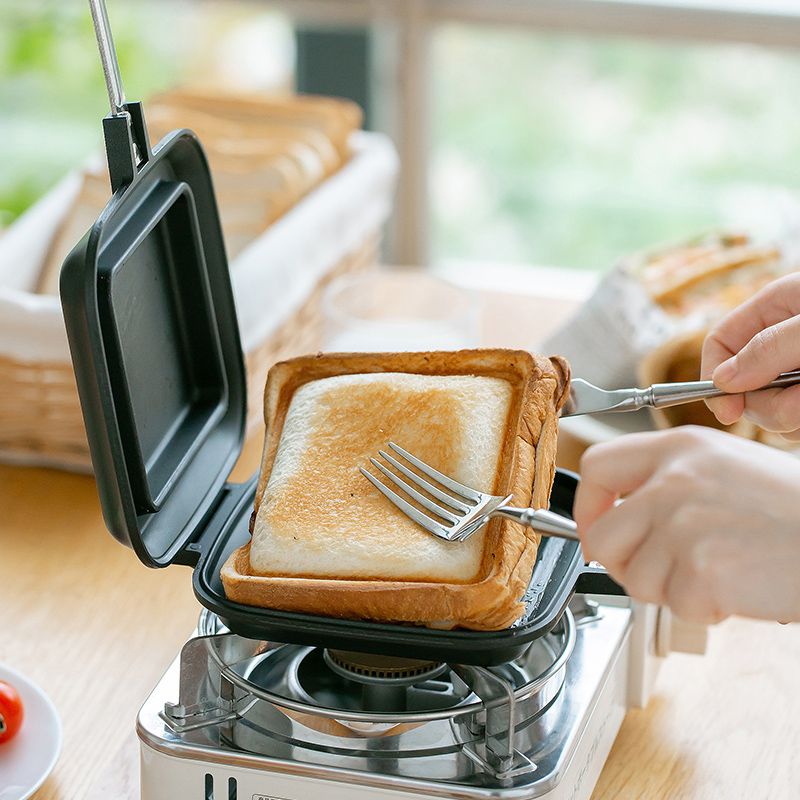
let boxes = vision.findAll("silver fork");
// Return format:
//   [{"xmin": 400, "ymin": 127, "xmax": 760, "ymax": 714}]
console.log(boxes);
[
  {"xmin": 360, "ymin": 442, "xmax": 579, "ymax": 543},
  {"xmin": 561, "ymin": 370, "xmax": 800, "ymax": 416}
]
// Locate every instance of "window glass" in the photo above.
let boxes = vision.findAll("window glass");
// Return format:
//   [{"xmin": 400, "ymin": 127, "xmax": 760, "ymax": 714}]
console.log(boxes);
[{"xmin": 431, "ymin": 25, "xmax": 800, "ymax": 271}]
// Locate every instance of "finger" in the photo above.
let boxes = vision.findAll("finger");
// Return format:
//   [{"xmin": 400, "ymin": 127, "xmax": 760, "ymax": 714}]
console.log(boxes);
[
  {"xmin": 702, "ymin": 328, "xmax": 744, "ymax": 423},
  {"xmin": 711, "ymin": 316, "xmax": 800, "ymax": 393},
  {"xmin": 661, "ymin": 502, "xmax": 733, "ymax": 625},
  {"xmin": 773, "ymin": 427, "xmax": 800, "ymax": 443},
  {"xmin": 701, "ymin": 273, "xmax": 800, "ymax": 378},
  {"xmin": 701, "ymin": 330, "xmax": 736, "ymax": 380},
  {"xmin": 615, "ymin": 486, "xmax": 720, "ymax": 608},
  {"xmin": 578, "ymin": 491, "xmax": 657, "ymax": 579},
  {"xmin": 665, "ymin": 562, "xmax": 727, "ymax": 625},
  {"xmin": 704, "ymin": 393, "xmax": 744, "ymax": 426},
  {"xmin": 616, "ymin": 524, "xmax": 675, "ymax": 606},
  {"xmin": 575, "ymin": 428, "xmax": 715, "ymax": 534},
  {"xmin": 574, "ymin": 431, "xmax": 675, "ymax": 534},
  {"xmin": 573, "ymin": 478, "xmax": 618, "ymax": 542},
  {"xmin": 740, "ymin": 384, "xmax": 800, "ymax": 433}
]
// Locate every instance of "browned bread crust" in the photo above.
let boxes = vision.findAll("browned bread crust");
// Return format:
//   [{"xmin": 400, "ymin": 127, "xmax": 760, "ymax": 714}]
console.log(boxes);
[
  {"xmin": 626, "ymin": 234, "xmax": 784, "ymax": 317},
  {"xmin": 220, "ymin": 349, "xmax": 570, "ymax": 630}
]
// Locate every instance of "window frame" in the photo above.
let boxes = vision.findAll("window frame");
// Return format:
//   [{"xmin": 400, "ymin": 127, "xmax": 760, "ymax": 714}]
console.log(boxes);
[{"xmin": 275, "ymin": 0, "xmax": 800, "ymax": 265}]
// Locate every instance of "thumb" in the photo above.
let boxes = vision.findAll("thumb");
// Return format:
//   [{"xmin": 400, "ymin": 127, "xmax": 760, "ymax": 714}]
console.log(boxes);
[{"xmin": 713, "ymin": 316, "xmax": 800, "ymax": 392}]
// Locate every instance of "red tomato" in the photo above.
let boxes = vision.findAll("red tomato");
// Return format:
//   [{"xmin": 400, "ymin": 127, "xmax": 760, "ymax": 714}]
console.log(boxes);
[{"xmin": 0, "ymin": 680, "xmax": 24, "ymax": 744}]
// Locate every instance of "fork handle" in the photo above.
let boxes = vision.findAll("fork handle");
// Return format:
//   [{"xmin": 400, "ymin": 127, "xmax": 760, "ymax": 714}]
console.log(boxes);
[
  {"xmin": 494, "ymin": 507, "xmax": 579, "ymax": 541},
  {"xmin": 649, "ymin": 369, "xmax": 800, "ymax": 409}
]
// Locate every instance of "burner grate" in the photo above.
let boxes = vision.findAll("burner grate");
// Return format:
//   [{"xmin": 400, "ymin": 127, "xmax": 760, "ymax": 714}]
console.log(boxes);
[{"xmin": 325, "ymin": 650, "xmax": 446, "ymax": 681}]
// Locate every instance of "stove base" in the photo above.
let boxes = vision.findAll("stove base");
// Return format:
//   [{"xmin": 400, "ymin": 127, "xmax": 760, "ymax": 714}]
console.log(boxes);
[
  {"xmin": 138, "ymin": 604, "xmax": 633, "ymax": 800},
  {"xmin": 140, "ymin": 675, "xmax": 624, "ymax": 800}
]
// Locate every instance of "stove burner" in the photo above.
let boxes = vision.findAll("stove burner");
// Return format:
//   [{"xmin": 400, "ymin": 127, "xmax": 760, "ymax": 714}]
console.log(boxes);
[
  {"xmin": 283, "ymin": 647, "xmax": 459, "ymax": 713},
  {"xmin": 324, "ymin": 650, "xmax": 447, "ymax": 683}
]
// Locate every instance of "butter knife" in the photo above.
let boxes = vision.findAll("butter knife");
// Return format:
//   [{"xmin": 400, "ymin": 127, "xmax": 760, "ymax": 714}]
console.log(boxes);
[{"xmin": 560, "ymin": 370, "xmax": 800, "ymax": 417}]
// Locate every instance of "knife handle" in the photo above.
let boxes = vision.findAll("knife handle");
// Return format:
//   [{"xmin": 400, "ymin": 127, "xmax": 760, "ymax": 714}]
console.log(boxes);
[{"xmin": 649, "ymin": 369, "xmax": 800, "ymax": 408}]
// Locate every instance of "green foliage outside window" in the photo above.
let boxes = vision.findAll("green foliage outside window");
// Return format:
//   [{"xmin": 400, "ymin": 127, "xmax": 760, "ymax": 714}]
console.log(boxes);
[
  {"xmin": 432, "ymin": 26, "xmax": 800, "ymax": 270},
  {"xmin": 0, "ymin": 1, "xmax": 185, "ymax": 227}
]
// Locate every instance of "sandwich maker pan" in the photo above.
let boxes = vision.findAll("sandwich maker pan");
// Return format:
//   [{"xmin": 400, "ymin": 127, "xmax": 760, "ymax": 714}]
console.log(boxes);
[{"xmin": 61, "ymin": 3, "xmax": 623, "ymax": 668}]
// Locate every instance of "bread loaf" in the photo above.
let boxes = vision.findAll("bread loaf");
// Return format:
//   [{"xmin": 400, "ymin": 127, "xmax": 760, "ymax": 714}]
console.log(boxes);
[
  {"xmin": 221, "ymin": 349, "xmax": 570, "ymax": 630},
  {"xmin": 631, "ymin": 233, "xmax": 795, "ymax": 446},
  {"xmin": 627, "ymin": 232, "xmax": 786, "ymax": 322}
]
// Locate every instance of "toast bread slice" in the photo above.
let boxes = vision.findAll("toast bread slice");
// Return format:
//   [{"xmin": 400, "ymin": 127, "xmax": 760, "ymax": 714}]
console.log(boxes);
[{"xmin": 221, "ymin": 349, "xmax": 570, "ymax": 630}]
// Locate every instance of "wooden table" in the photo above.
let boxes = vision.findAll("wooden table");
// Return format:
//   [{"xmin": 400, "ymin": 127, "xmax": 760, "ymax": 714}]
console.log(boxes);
[{"xmin": 2, "ymin": 290, "xmax": 800, "ymax": 800}]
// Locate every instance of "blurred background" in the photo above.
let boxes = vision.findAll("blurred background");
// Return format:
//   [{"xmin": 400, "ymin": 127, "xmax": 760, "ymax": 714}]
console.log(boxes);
[{"xmin": 4, "ymin": 0, "xmax": 800, "ymax": 284}]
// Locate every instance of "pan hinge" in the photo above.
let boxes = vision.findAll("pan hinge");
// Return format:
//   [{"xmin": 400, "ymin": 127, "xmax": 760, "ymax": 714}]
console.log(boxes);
[
  {"xmin": 103, "ymin": 102, "xmax": 153, "ymax": 192},
  {"xmin": 173, "ymin": 477, "xmax": 255, "ymax": 567}
]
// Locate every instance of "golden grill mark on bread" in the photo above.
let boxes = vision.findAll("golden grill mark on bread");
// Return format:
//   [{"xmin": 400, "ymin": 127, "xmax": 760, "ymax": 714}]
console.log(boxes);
[
  {"xmin": 221, "ymin": 349, "xmax": 570, "ymax": 631},
  {"xmin": 250, "ymin": 373, "xmax": 513, "ymax": 583}
]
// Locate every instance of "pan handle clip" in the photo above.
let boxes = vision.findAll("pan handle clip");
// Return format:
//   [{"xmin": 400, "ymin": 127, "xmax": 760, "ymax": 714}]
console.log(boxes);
[
  {"xmin": 102, "ymin": 102, "xmax": 153, "ymax": 192},
  {"xmin": 88, "ymin": 0, "xmax": 153, "ymax": 191}
]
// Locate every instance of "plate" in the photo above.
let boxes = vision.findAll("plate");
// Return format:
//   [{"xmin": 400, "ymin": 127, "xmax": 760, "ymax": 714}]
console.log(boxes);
[
  {"xmin": 556, "ymin": 408, "xmax": 658, "ymax": 472},
  {"xmin": 559, "ymin": 409, "xmax": 800, "ymax": 473},
  {"xmin": 0, "ymin": 663, "xmax": 62, "ymax": 800},
  {"xmin": 561, "ymin": 407, "xmax": 657, "ymax": 444}
]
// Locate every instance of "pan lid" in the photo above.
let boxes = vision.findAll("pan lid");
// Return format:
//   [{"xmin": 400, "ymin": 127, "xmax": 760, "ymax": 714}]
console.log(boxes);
[{"xmin": 60, "ymin": 99, "xmax": 247, "ymax": 568}]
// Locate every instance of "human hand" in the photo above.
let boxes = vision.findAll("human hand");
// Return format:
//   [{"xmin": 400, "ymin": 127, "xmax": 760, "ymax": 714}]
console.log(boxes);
[
  {"xmin": 701, "ymin": 272, "xmax": 800, "ymax": 439},
  {"xmin": 573, "ymin": 426, "xmax": 800, "ymax": 625}
]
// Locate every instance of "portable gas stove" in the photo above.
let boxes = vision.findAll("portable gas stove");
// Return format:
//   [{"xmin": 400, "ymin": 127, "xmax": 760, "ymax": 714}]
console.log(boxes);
[{"xmin": 136, "ymin": 597, "xmax": 689, "ymax": 800}]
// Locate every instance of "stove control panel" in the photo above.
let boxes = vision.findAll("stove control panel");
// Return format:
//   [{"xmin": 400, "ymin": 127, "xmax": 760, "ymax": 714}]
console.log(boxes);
[
  {"xmin": 655, "ymin": 607, "xmax": 709, "ymax": 657},
  {"xmin": 620, "ymin": 600, "xmax": 707, "ymax": 709}
]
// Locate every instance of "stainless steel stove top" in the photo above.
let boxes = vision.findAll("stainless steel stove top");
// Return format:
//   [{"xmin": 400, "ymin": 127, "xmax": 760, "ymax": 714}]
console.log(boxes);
[{"xmin": 137, "ymin": 600, "xmax": 635, "ymax": 800}]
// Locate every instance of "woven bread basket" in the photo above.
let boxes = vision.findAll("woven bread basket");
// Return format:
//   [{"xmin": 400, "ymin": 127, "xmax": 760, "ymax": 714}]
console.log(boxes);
[{"xmin": 0, "ymin": 130, "xmax": 398, "ymax": 471}]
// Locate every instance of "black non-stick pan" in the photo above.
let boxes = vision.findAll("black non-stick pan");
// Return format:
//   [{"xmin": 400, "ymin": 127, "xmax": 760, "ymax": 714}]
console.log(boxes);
[
  {"xmin": 62, "ymin": 0, "xmax": 247, "ymax": 571},
  {"xmin": 187, "ymin": 469, "xmax": 624, "ymax": 667},
  {"xmin": 61, "ymin": 0, "xmax": 622, "ymax": 669}
]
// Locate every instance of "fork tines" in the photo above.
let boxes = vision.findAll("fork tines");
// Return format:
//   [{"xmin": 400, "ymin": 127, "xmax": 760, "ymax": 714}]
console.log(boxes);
[{"xmin": 359, "ymin": 442, "xmax": 482, "ymax": 541}]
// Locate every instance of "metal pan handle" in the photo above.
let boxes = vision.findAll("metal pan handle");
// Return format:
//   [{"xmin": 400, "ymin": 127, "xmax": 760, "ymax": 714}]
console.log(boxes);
[
  {"xmin": 88, "ymin": 0, "xmax": 127, "ymax": 117},
  {"xmin": 87, "ymin": 0, "xmax": 152, "ymax": 190},
  {"xmin": 574, "ymin": 563, "xmax": 625, "ymax": 596}
]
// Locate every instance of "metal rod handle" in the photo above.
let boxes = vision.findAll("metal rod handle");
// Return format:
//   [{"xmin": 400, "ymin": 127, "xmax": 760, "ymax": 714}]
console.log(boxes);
[
  {"xmin": 494, "ymin": 507, "xmax": 580, "ymax": 541},
  {"xmin": 88, "ymin": 0, "xmax": 127, "ymax": 116},
  {"xmin": 650, "ymin": 369, "xmax": 800, "ymax": 409}
]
